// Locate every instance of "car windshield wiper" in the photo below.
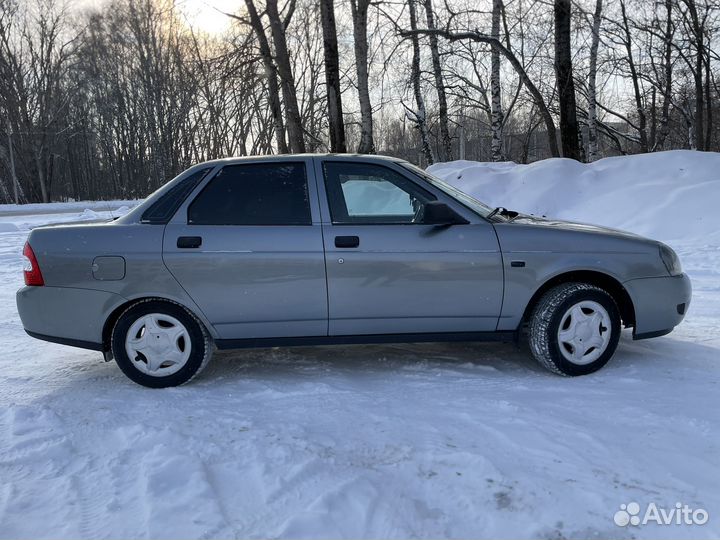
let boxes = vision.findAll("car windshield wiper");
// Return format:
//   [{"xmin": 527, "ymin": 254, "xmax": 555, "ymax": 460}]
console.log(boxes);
[
  {"xmin": 487, "ymin": 207, "xmax": 519, "ymax": 220},
  {"xmin": 487, "ymin": 207, "xmax": 506, "ymax": 219}
]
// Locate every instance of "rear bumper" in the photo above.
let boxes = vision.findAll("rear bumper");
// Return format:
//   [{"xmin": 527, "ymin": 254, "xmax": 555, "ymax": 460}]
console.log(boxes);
[
  {"xmin": 623, "ymin": 273, "xmax": 692, "ymax": 340},
  {"xmin": 16, "ymin": 286, "xmax": 126, "ymax": 350}
]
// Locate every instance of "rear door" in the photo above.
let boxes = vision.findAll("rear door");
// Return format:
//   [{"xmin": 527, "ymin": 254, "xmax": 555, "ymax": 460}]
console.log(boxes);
[
  {"xmin": 316, "ymin": 158, "xmax": 504, "ymax": 336},
  {"xmin": 163, "ymin": 158, "xmax": 328, "ymax": 340}
]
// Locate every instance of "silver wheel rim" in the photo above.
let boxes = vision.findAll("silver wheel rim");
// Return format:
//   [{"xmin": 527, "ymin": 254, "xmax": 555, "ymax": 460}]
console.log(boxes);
[
  {"xmin": 557, "ymin": 300, "xmax": 612, "ymax": 365},
  {"xmin": 125, "ymin": 313, "xmax": 191, "ymax": 376}
]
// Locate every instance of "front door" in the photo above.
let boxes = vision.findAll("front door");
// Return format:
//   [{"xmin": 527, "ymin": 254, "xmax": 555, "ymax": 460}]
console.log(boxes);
[
  {"xmin": 318, "ymin": 159, "xmax": 504, "ymax": 336},
  {"xmin": 163, "ymin": 159, "xmax": 328, "ymax": 340}
]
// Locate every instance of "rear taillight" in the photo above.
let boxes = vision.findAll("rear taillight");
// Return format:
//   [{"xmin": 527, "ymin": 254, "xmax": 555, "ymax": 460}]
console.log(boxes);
[{"xmin": 22, "ymin": 241, "xmax": 44, "ymax": 286}]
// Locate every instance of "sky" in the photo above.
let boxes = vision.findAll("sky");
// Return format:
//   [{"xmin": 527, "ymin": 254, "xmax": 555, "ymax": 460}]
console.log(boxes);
[{"xmin": 77, "ymin": 0, "xmax": 234, "ymax": 34}]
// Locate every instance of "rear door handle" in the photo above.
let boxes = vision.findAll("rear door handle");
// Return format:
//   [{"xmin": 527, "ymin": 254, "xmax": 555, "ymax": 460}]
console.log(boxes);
[
  {"xmin": 335, "ymin": 235, "xmax": 360, "ymax": 248},
  {"xmin": 177, "ymin": 236, "xmax": 202, "ymax": 249}
]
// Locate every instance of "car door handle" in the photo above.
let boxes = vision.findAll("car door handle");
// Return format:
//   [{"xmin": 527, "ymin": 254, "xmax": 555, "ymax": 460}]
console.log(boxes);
[
  {"xmin": 177, "ymin": 236, "xmax": 202, "ymax": 249},
  {"xmin": 335, "ymin": 235, "xmax": 360, "ymax": 248}
]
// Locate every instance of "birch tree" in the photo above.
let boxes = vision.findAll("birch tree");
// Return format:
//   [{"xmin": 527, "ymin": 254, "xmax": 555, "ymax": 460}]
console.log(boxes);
[
  {"xmin": 349, "ymin": 0, "xmax": 374, "ymax": 153},
  {"xmin": 490, "ymin": 0, "xmax": 504, "ymax": 161},
  {"xmin": 406, "ymin": 0, "xmax": 433, "ymax": 164}
]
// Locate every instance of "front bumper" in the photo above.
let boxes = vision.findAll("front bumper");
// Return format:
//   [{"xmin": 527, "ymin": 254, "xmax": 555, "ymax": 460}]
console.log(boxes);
[
  {"xmin": 623, "ymin": 273, "xmax": 692, "ymax": 340},
  {"xmin": 17, "ymin": 286, "xmax": 127, "ymax": 350}
]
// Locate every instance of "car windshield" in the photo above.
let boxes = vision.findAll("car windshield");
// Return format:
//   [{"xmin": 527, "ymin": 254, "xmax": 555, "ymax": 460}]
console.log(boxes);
[{"xmin": 399, "ymin": 162, "xmax": 495, "ymax": 219}]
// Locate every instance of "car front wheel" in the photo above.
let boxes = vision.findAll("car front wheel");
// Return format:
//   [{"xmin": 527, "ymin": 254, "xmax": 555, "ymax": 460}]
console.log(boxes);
[
  {"xmin": 528, "ymin": 282, "xmax": 621, "ymax": 376},
  {"xmin": 111, "ymin": 299, "xmax": 212, "ymax": 388}
]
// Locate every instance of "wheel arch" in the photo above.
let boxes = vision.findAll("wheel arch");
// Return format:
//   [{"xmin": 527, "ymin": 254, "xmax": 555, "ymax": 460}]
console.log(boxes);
[
  {"xmin": 521, "ymin": 270, "xmax": 636, "ymax": 328},
  {"xmin": 102, "ymin": 296, "xmax": 212, "ymax": 352}
]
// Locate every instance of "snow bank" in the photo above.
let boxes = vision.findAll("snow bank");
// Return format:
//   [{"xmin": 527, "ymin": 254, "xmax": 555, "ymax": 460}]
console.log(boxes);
[
  {"xmin": 429, "ymin": 150, "xmax": 720, "ymax": 243},
  {"xmin": 0, "ymin": 199, "xmax": 138, "ymax": 216},
  {"xmin": 0, "ymin": 201, "xmax": 136, "ymax": 232},
  {"xmin": 0, "ymin": 222, "xmax": 19, "ymax": 232}
]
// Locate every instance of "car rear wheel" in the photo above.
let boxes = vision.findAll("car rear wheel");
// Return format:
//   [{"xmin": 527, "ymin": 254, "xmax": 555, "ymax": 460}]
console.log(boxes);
[
  {"xmin": 111, "ymin": 299, "xmax": 212, "ymax": 388},
  {"xmin": 528, "ymin": 283, "xmax": 621, "ymax": 376}
]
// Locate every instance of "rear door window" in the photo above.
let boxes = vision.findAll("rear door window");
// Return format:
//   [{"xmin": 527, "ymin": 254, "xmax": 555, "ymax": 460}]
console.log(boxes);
[{"xmin": 188, "ymin": 162, "xmax": 311, "ymax": 225}]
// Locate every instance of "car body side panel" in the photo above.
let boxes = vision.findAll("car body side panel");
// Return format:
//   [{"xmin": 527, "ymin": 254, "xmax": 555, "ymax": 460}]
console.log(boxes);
[
  {"xmin": 321, "ymin": 224, "xmax": 504, "ymax": 334},
  {"xmin": 312, "ymin": 157, "xmax": 504, "ymax": 335},
  {"xmin": 493, "ymin": 222, "xmax": 670, "ymax": 331},
  {"xmin": 162, "ymin": 226, "xmax": 328, "ymax": 339},
  {"xmin": 161, "ymin": 156, "xmax": 328, "ymax": 340},
  {"xmin": 24, "ymin": 222, "xmax": 219, "ymax": 339}
]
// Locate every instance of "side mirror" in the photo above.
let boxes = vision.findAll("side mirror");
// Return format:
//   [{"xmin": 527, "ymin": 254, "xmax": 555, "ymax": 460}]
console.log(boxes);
[{"xmin": 419, "ymin": 201, "xmax": 469, "ymax": 226}]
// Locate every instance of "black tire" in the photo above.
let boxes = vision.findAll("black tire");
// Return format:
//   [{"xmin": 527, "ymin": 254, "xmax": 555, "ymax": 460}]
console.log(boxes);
[
  {"xmin": 528, "ymin": 282, "xmax": 621, "ymax": 376},
  {"xmin": 111, "ymin": 299, "xmax": 212, "ymax": 388}
]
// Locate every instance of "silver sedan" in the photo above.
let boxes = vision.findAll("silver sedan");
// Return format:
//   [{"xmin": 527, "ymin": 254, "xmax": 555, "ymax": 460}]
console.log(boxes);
[{"xmin": 16, "ymin": 155, "xmax": 691, "ymax": 387}]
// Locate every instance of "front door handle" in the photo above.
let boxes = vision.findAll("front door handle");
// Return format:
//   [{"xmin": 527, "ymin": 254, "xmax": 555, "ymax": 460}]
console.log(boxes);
[
  {"xmin": 177, "ymin": 236, "xmax": 202, "ymax": 249},
  {"xmin": 335, "ymin": 235, "xmax": 360, "ymax": 248}
]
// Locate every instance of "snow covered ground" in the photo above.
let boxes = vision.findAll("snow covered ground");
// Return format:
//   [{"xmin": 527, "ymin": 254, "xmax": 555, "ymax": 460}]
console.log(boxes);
[{"xmin": 0, "ymin": 150, "xmax": 718, "ymax": 539}]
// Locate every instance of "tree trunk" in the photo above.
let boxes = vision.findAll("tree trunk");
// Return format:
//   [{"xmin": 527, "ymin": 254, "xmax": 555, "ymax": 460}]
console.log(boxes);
[
  {"xmin": 649, "ymin": 87, "xmax": 657, "ymax": 149},
  {"xmin": 350, "ymin": 0, "xmax": 374, "ymax": 153},
  {"xmin": 553, "ymin": 0, "xmax": 581, "ymax": 160},
  {"xmin": 684, "ymin": 0, "xmax": 705, "ymax": 150},
  {"xmin": 490, "ymin": 0, "xmax": 504, "ymax": 162},
  {"xmin": 655, "ymin": 0, "xmax": 673, "ymax": 150},
  {"xmin": 407, "ymin": 0, "xmax": 433, "ymax": 165},
  {"xmin": 705, "ymin": 49, "xmax": 712, "ymax": 149},
  {"xmin": 36, "ymin": 154, "xmax": 49, "ymax": 203},
  {"xmin": 423, "ymin": 0, "xmax": 451, "ymax": 161},
  {"xmin": 619, "ymin": 0, "xmax": 648, "ymax": 153},
  {"xmin": 587, "ymin": 0, "xmax": 602, "ymax": 161},
  {"xmin": 242, "ymin": 0, "xmax": 288, "ymax": 154},
  {"xmin": 265, "ymin": 0, "xmax": 306, "ymax": 153},
  {"xmin": 319, "ymin": 0, "xmax": 346, "ymax": 152}
]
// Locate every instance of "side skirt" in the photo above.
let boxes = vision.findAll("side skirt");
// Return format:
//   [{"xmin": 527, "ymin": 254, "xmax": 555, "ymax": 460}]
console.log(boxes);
[{"xmin": 215, "ymin": 331, "xmax": 518, "ymax": 350}]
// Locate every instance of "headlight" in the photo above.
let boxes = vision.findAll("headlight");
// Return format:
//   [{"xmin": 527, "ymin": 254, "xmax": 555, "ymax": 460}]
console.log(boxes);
[{"xmin": 659, "ymin": 244, "xmax": 682, "ymax": 276}]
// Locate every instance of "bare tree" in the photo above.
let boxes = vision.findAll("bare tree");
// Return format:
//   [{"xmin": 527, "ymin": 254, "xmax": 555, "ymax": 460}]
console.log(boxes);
[
  {"xmin": 319, "ymin": 0, "xmax": 346, "ymax": 152},
  {"xmin": 349, "ymin": 0, "xmax": 374, "ymax": 153},
  {"xmin": 681, "ymin": 0, "xmax": 708, "ymax": 150},
  {"xmin": 406, "ymin": 0, "xmax": 433, "ymax": 164},
  {"xmin": 265, "ymin": 0, "xmax": 306, "ymax": 153},
  {"xmin": 587, "ymin": 0, "xmax": 602, "ymax": 161},
  {"xmin": 618, "ymin": 0, "xmax": 649, "ymax": 153},
  {"xmin": 402, "ymin": 28, "xmax": 560, "ymax": 157},
  {"xmin": 655, "ymin": 0, "xmax": 675, "ymax": 150},
  {"xmin": 423, "ymin": 0, "xmax": 451, "ymax": 161},
  {"xmin": 490, "ymin": 0, "xmax": 504, "ymax": 161},
  {"xmin": 239, "ymin": 0, "xmax": 289, "ymax": 153},
  {"xmin": 554, "ymin": 0, "xmax": 580, "ymax": 160}
]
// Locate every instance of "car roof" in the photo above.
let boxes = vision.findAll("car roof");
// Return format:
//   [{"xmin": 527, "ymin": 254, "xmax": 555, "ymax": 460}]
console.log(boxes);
[{"xmin": 193, "ymin": 153, "xmax": 406, "ymax": 168}]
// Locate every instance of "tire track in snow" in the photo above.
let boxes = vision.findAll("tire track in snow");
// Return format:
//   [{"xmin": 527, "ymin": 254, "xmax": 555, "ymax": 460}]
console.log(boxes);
[{"xmin": 71, "ymin": 458, "xmax": 115, "ymax": 540}]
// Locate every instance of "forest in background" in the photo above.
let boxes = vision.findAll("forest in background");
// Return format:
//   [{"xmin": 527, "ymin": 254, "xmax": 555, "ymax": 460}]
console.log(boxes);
[{"xmin": 0, "ymin": 0, "xmax": 718, "ymax": 203}]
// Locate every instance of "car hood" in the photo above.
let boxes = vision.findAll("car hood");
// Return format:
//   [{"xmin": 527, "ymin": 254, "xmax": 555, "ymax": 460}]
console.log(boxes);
[{"xmin": 507, "ymin": 213, "xmax": 646, "ymax": 241}]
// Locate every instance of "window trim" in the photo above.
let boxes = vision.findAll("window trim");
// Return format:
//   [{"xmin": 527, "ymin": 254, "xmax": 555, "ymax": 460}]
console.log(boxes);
[
  {"xmin": 322, "ymin": 161, "xmax": 437, "ymax": 225},
  {"xmin": 140, "ymin": 167, "xmax": 212, "ymax": 224},
  {"xmin": 186, "ymin": 161, "xmax": 313, "ymax": 227}
]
